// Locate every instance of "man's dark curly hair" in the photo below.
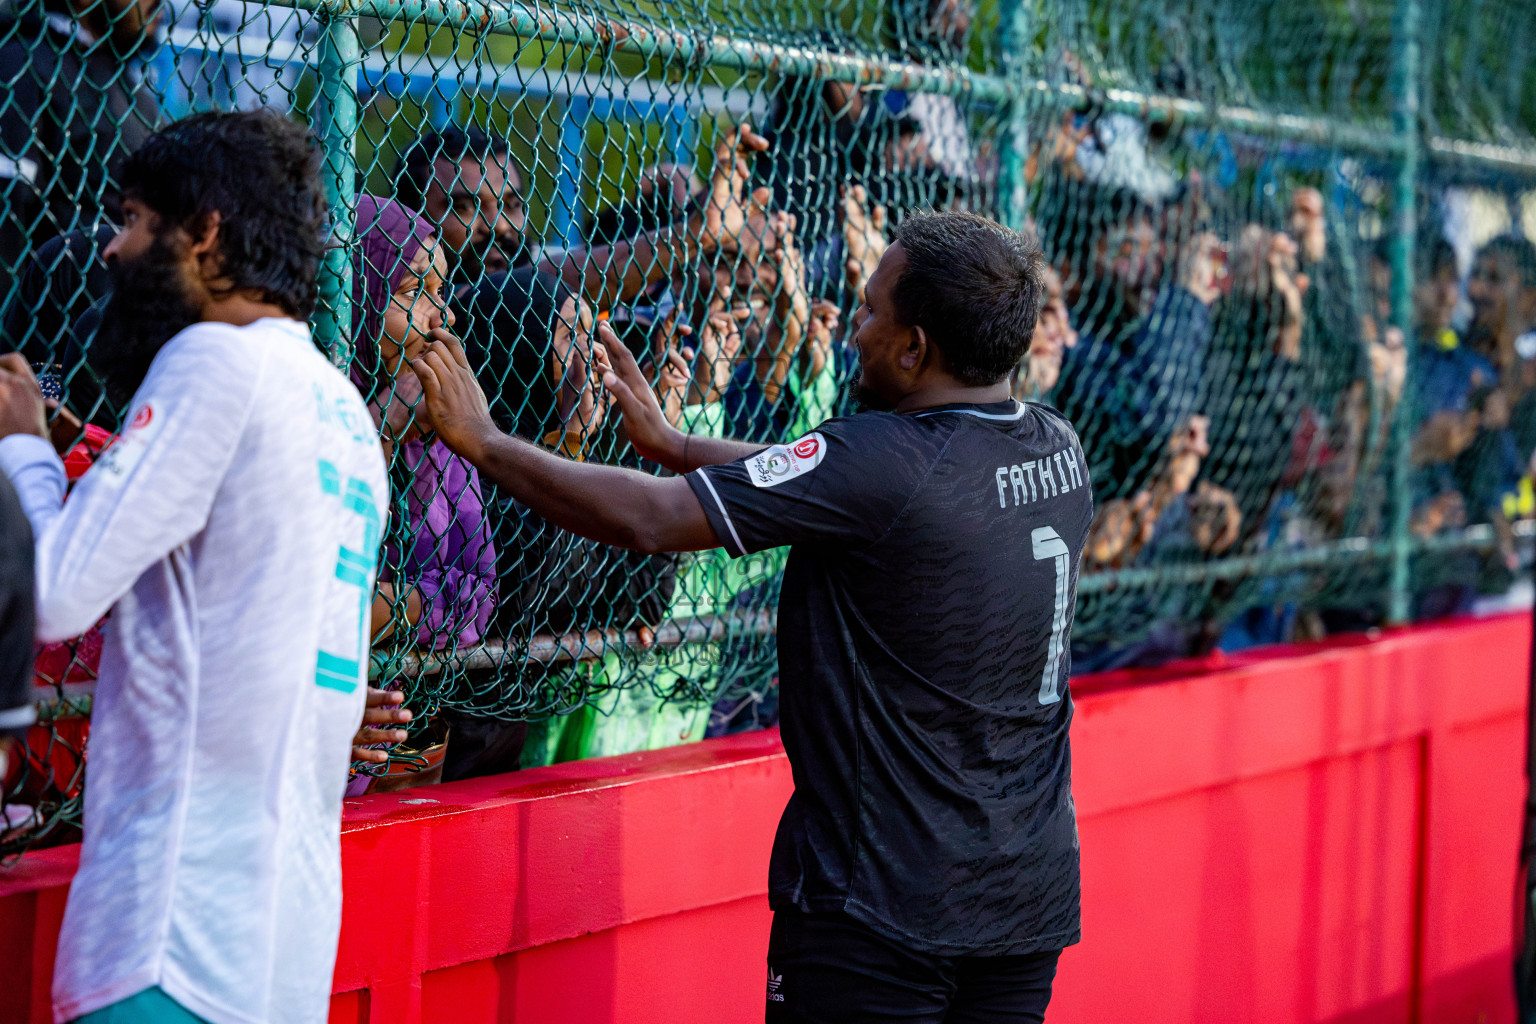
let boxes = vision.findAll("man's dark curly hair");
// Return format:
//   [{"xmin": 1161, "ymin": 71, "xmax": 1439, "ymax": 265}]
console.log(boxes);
[
  {"xmin": 392, "ymin": 127, "xmax": 519, "ymax": 215},
  {"xmin": 119, "ymin": 109, "xmax": 328, "ymax": 320},
  {"xmin": 892, "ymin": 211, "xmax": 1046, "ymax": 387}
]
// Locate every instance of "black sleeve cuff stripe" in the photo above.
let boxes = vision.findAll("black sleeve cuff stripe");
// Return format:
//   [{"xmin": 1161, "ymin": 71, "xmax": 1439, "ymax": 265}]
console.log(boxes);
[{"xmin": 694, "ymin": 467, "xmax": 747, "ymax": 558}]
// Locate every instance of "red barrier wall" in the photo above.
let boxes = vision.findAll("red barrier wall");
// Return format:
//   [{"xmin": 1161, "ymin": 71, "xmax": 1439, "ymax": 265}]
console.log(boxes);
[{"xmin": 1, "ymin": 613, "xmax": 1528, "ymax": 1024}]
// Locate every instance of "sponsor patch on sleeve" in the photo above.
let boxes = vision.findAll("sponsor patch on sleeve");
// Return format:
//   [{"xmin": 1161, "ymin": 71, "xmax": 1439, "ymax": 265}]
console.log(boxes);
[
  {"xmin": 96, "ymin": 402, "xmax": 162, "ymax": 479},
  {"xmin": 746, "ymin": 432, "xmax": 826, "ymax": 489}
]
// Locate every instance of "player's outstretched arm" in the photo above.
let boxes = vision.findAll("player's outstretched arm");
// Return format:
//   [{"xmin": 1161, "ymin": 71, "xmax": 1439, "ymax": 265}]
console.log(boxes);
[
  {"xmin": 591, "ymin": 321, "xmax": 764, "ymax": 474},
  {"xmin": 411, "ymin": 331, "xmax": 721, "ymax": 555}
]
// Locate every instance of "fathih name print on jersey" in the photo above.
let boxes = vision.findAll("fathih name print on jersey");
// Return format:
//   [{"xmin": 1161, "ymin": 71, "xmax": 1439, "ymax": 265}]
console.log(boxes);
[{"xmin": 993, "ymin": 446, "xmax": 1086, "ymax": 509}]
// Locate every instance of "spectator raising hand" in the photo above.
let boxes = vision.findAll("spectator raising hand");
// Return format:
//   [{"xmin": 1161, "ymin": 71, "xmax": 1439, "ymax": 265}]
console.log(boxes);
[
  {"xmin": 649, "ymin": 309, "xmax": 696, "ymax": 428},
  {"xmin": 1289, "ymin": 187, "xmax": 1328, "ymax": 267},
  {"xmin": 1177, "ymin": 230, "xmax": 1225, "ymax": 307},
  {"xmin": 804, "ymin": 299, "xmax": 842, "ymax": 385},
  {"xmin": 843, "ymin": 185, "xmax": 889, "ymax": 306},
  {"xmin": 548, "ymin": 295, "xmax": 606, "ymax": 456},
  {"xmin": 1187, "ymin": 482, "xmax": 1242, "ymax": 556},
  {"xmin": 1085, "ymin": 414, "xmax": 1216, "ymax": 567},
  {"xmin": 762, "ymin": 219, "xmax": 811, "ymax": 405},
  {"xmin": 1369, "ymin": 322, "xmax": 1408, "ymax": 407},
  {"xmin": 1230, "ymin": 225, "xmax": 1307, "ymax": 360},
  {"xmin": 699, "ymin": 122, "xmax": 775, "ymax": 255},
  {"xmin": 691, "ymin": 307, "xmax": 747, "ymax": 407},
  {"xmin": 1015, "ymin": 265, "xmax": 1078, "ymax": 397}
]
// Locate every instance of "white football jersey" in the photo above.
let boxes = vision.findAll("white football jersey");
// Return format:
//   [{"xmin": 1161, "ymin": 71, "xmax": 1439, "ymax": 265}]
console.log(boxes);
[{"xmin": 1, "ymin": 317, "xmax": 386, "ymax": 1024}]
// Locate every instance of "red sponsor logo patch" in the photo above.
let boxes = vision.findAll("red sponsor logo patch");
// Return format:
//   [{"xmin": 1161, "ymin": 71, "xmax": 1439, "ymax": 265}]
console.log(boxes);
[
  {"xmin": 792, "ymin": 437, "xmax": 819, "ymax": 460},
  {"xmin": 130, "ymin": 405, "xmax": 153, "ymax": 431}
]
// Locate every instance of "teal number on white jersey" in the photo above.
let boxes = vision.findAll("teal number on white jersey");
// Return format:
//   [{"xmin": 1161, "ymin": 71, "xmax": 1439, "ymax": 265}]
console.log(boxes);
[{"xmin": 315, "ymin": 459, "xmax": 381, "ymax": 693}]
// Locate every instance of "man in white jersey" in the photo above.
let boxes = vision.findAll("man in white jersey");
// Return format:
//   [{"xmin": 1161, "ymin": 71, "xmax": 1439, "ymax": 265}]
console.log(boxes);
[{"xmin": 0, "ymin": 110, "xmax": 387, "ymax": 1024}]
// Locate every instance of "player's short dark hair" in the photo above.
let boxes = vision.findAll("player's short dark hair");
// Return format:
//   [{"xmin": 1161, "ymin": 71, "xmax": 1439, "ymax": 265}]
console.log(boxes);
[
  {"xmin": 892, "ymin": 211, "xmax": 1046, "ymax": 387},
  {"xmin": 120, "ymin": 110, "xmax": 327, "ymax": 320},
  {"xmin": 1476, "ymin": 234, "xmax": 1536, "ymax": 291},
  {"xmin": 392, "ymin": 128, "xmax": 520, "ymax": 213}
]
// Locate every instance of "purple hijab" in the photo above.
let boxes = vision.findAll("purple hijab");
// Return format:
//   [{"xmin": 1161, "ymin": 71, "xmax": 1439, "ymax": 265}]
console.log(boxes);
[
  {"xmin": 351, "ymin": 193, "xmax": 498, "ymax": 652},
  {"xmin": 351, "ymin": 193, "xmax": 434, "ymax": 392}
]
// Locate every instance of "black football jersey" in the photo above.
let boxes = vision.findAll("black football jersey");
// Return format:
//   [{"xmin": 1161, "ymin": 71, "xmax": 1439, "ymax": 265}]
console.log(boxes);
[{"xmin": 687, "ymin": 398, "xmax": 1093, "ymax": 955}]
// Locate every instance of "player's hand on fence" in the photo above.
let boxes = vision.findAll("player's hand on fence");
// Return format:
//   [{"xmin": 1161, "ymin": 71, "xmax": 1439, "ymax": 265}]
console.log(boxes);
[
  {"xmin": 699, "ymin": 122, "xmax": 773, "ymax": 255},
  {"xmin": 352, "ymin": 687, "xmax": 413, "ymax": 764},
  {"xmin": 592, "ymin": 320, "xmax": 684, "ymax": 469},
  {"xmin": 410, "ymin": 329, "xmax": 497, "ymax": 464},
  {"xmin": 0, "ymin": 353, "xmax": 49, "ymax": 442}
]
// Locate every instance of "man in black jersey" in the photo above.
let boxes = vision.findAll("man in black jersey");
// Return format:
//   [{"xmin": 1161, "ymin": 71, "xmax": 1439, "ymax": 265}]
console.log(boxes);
[{"xmin": 411, "ymin": 210, "xmax": 1092, "ymax": 1023}]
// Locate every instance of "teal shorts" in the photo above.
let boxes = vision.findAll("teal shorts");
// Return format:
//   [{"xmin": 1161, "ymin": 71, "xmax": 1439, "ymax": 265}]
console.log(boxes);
[{"xmin": 72, "ymin": 987, "xmax": 209, "ymax": 1024}]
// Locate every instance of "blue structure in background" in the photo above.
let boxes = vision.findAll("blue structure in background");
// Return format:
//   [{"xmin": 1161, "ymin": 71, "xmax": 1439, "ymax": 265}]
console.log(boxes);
[{"xmin": 145, "ymin": 3, "xmax": 754, "ymax": 246}]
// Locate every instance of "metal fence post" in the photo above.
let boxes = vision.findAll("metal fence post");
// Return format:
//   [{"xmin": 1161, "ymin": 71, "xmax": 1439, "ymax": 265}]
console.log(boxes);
[
  {"xmin": 1388, "ymin": 0, "xmax": 1421, "ymax": 624},
  {"xmin": 313, "ymin": 14, "xmax": 361, "ymax": 367},
  {"xmin": 996, "ymin": 0, "xmax": 1031, "ymax": 232}
]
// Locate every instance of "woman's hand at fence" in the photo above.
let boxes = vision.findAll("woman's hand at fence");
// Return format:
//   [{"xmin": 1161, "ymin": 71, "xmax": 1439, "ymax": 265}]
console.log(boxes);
[
  {"xmin": 352, "ymin": 687, "xmax": 413, "ymax": 764},
  {"xmin": 0, "ymin": 353, "xmax": 48, "ymax": 442},
  {"xmin": 410, "ymin": 329, "xmax": 499, "ymax": 465}
]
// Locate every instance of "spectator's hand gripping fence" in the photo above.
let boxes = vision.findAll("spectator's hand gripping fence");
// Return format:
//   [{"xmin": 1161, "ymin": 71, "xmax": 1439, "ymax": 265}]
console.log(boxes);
[{"xmin": 3, "ymin": 0, "xmax": 1536, "ymax": 856}]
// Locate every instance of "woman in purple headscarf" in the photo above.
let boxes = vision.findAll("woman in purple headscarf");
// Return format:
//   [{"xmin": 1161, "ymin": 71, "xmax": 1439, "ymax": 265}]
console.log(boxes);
[{"xmin": 352, "ymin": 193, "xmax": 497, "ymax": 653}]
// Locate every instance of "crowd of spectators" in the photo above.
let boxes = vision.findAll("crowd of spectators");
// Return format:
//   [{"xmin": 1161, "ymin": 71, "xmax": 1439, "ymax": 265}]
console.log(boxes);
[{"xmin": 3, "ymin": 0, "xmax": 1536, "ymax": 806}]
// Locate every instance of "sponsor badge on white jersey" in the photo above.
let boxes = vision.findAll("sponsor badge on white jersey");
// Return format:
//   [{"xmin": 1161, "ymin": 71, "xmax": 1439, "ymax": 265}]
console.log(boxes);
[
  {"xmin": 747, "ymin": 432, "xmax": 826, "ymax": 488},
  {"xmin": 96, "ymin": 402, "xmax": 162, "ymax": 480}
]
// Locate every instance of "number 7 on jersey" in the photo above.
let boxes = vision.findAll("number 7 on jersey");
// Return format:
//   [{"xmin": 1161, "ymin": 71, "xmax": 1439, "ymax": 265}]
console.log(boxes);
[{"xmin": 1031, "ymin": 526, "xmax": 1071, "ymax": 706}]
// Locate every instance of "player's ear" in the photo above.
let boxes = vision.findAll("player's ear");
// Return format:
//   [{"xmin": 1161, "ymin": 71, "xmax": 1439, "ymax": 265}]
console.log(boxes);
[
  {"xmin": 901, "ymin": 324, "xmax": 926, "ymax": 372},
  {"xmin": 188, "ymin": 211, "xmax": 224, "ymax": 283}
]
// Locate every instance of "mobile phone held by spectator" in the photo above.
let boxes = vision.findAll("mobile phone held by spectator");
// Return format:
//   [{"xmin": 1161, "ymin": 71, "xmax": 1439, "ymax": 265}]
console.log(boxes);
[{"xmin": 31, "ymin": 363, "xmax": 61, "ymax": 401}]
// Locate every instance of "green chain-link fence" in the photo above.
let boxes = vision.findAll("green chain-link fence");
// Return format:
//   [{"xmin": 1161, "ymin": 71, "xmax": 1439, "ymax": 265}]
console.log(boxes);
[{"xmin": 3, "ymin": 0, "xmax": 1535, "ymax": 856}]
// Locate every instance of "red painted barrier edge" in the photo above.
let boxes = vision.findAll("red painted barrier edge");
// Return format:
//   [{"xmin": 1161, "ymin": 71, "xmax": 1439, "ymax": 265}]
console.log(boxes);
[{"xmin": 2, "ymin": 612, "xmax": 1529, "ymax": 1024}]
